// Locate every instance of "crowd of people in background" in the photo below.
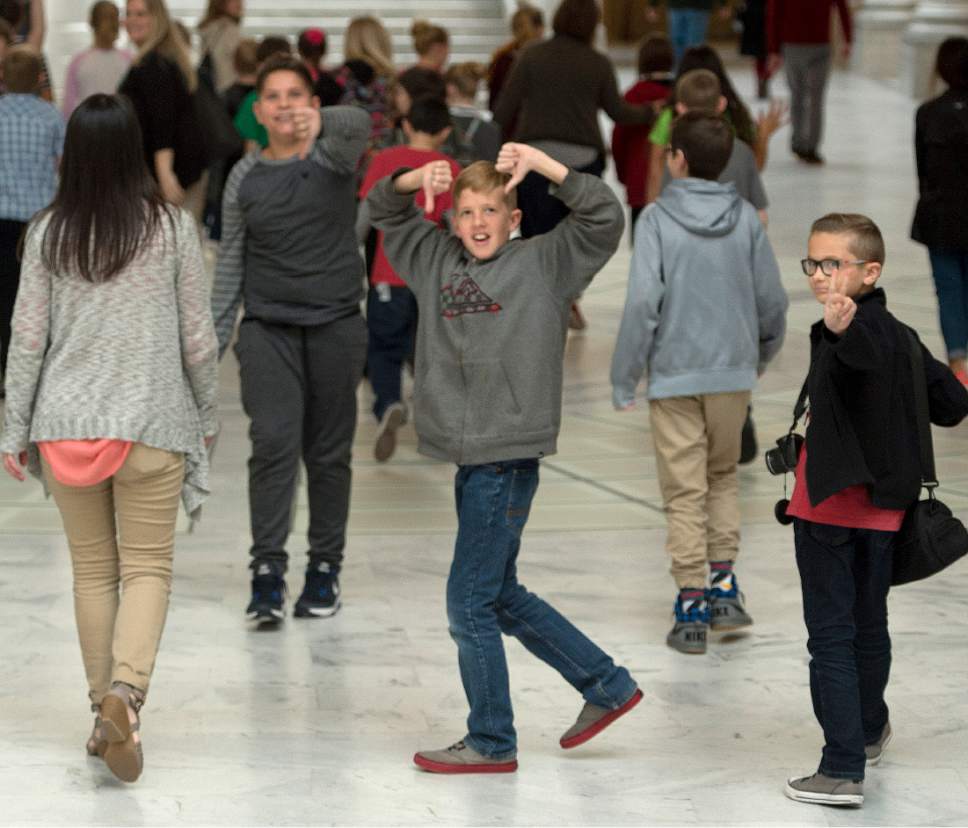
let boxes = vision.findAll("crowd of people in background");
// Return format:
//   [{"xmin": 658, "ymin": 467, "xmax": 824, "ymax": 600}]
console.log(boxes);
[{"xmin": 1, "ymin": 0, "xmax": 968, "ymax": 811}]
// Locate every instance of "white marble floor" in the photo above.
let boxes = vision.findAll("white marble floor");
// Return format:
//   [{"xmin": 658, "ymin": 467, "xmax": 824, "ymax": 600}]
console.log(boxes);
[{"xmin": 2, "ymin": 69, "xmax": 968, "ymax": 826}]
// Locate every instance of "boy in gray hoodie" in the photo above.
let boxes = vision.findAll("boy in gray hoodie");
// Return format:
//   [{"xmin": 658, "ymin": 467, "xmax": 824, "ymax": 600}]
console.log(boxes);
[
  {"xmin": 367, "ymin": 143, "xmax": 642, "ymax": 774},
  {"xmin": 611, "ymin": 112, "xmax": 788, "ymax": 655}
]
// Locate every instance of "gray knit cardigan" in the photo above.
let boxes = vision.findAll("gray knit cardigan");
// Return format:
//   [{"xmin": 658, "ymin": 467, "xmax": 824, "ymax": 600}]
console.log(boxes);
[{"xmin": 0, "ymin": 207, "xmax": 218, "ymax": 517}]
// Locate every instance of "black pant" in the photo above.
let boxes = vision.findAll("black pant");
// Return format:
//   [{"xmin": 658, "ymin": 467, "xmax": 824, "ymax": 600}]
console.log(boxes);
[
  {"xmin": 0, "ymin": 219, "xmax": 27, "ymax": 377},
  {"xmin": 366, "ymin": 283, "xmax": 417, "ymax": 422},
  {"xmin": 793, "ymin": 518, "xmax": 894, "ymax": 780},
  {"xmin": 235, "ymin": 315, "xmax": 367, "ymax": 574},
  {"xmin": 516, "ymin": 154, "xmax": 606, "ymax": 239}
]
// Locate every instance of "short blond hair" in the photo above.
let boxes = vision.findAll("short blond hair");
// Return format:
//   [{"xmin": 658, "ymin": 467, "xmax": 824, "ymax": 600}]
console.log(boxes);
[{"xmin": 454, "ymin": 161, "xmax": 517, "ymax": 209}]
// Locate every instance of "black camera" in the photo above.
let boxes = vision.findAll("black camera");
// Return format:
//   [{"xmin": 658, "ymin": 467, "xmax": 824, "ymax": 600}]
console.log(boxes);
[{"xmin": 764, "ymin": 432, "xmax": 804, "ymax": 476}]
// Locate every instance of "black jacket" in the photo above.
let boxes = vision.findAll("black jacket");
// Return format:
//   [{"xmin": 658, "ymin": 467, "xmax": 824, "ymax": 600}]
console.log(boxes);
[
  {"xmin": 911, "ymin": 88, "xmax": 968, "ymax": 250},
  {"xmin": 803, "ymin": 289, "xmax": 968, "ymax": 508}
]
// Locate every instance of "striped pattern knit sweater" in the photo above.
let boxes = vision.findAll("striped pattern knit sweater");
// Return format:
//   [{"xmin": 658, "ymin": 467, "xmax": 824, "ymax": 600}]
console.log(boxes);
[{"xmin": 0, "ymin": 207, "xmax": 218, "ymax": 517}]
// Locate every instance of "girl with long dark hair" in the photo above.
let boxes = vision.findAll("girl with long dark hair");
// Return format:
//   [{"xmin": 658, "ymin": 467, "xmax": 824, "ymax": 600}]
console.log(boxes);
[{"xmin": 0, "ymin": 94, "xmax": 218, "ymax": 783}]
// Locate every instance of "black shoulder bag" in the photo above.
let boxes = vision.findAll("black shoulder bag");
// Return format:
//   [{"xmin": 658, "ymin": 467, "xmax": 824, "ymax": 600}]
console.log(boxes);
[{"xmin": 891, "ymin": 327, "xmax": 968, "ymax": 585}]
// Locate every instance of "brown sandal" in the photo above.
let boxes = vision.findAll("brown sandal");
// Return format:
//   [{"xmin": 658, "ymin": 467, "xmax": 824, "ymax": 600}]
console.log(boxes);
[
  {"xmin": 85, "ymin": 713, "xmax": 108, "ymax": 759},
  {"xmin": 100, "ymin": 683, "xmax": 144, "ymax": 782}
]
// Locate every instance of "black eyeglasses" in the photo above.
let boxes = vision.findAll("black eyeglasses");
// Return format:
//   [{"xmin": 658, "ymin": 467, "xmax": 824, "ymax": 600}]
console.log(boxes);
[{"xmin": 800, "ymin": 258, "xmax": 871, "ymax": 277}]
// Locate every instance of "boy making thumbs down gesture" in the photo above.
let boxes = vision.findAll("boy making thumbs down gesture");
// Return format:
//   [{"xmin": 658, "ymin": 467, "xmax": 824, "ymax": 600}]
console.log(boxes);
[{"xmin": 369, "ymin": 145, "xmax": 643, "ymax": 774}]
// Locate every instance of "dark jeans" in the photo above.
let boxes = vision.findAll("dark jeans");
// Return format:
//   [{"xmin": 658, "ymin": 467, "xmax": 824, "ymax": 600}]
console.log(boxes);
[
  {"xmin": 517, "ymin": 154, "xmax": 606, "ymax": 239},
  {"xmin": 927, "ymin": 249, "xmax": 968, "ymax": 361},
  {"xmin": 366, "ymin": 283, "xmax": 417, "ymax": 421},
  {"xmin": 0, "ymin": 219, "xmax": 27, "ymax": 377},
  {"xmin": 793, "ymin": 518, "xmax": 894, "ymax": 780},
  {"xmin": 235, "ymin": 315, "xmax": 367, "ymax": 574},
  {"xmin": 448, "ymin": 459, "xmax": 638, "ymax": 758}
]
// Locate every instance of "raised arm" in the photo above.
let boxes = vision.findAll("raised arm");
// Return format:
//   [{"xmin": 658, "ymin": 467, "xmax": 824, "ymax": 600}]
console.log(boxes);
[{"xmin": 314, "ymin": 105, "xmax": 372, "ymax": 176}]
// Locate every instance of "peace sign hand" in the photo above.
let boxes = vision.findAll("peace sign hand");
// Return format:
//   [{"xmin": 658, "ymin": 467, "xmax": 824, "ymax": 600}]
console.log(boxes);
[{"xmin": 823, "ymin": 268, "xmax": 857, "ymax": 335}]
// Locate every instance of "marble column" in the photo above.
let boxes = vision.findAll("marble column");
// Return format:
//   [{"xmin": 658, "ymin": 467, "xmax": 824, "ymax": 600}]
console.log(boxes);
[
  {"xmin": 853, "ymin": 0, "xmax": 917, "ymax": 79},
  {"xmin": 903, "ymin": 0, "xmax": 968, "ymax": 98}
]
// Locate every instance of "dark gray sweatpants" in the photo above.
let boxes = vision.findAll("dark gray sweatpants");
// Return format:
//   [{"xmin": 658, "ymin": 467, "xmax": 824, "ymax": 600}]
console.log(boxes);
[
  {"xmin": 235, "ymin": 314, "xmax": 367, "ymax": 574},
  {"xmin": 783, "ymin": 43, "xmax": 832, "ymax": 156}
]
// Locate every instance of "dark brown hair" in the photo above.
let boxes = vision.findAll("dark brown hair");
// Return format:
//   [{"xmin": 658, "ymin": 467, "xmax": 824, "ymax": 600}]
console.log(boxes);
[
  {"xmin": 233, "ymin": 38, "xmax": 259, "ymax": 76},
  {"xmin": 256, "ymin": 35, "xmax": 292, "ymax": 65},
  {"xmin": 935, "ymin": 36, "xmax": 968, "ymax": 90},
  {"xmin": 411, "ymin": 19, "xmax": 448, "ymax": 55},
  {"xmin": 552, "ymin": 0, "xmax": 600, "ymax": 44},
  {"xmin": 297, "ymin": 27, "xmax": 327, "ymax": 63},
  {"xmin": 398, "ymin": 65, "xmax": 446, "ymax": 102},
  {"xmin": 638, "ymin": 34, "xmax": 673, "ymax": 76},
  {"xmin": 256, "ymin": 54, "xmax": 313, "ymax": 94},
  {"xmin": 198, "ymin": 0, "xmax": 241, "ymax": 30},
  {"xmin": 670, "ymin": 112, "xmax": 733, "ymax": 181},
  {"xmin": 89, "ymin": 0, "xmax": 118, "ymax": 30},
  {"xmin": 39, "ymin": 94, "xmax": 173, "ymax": 283},
  {"xmin": 810, "ymin": 214, "xmax": 886, "ymax": 265},
  {"xmin": 3, "ymin": 45, "xmax": 42, "ymax": 93}
]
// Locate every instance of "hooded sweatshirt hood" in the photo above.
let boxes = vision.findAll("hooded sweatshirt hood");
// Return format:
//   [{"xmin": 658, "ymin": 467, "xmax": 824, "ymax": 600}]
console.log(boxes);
[{"xmin": 657, "ymin": 178, "xmax": 743, "ymax": 237}]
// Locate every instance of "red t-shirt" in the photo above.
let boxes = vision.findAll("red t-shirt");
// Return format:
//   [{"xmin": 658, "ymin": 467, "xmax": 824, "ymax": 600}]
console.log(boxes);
[
  {"xmin": 611, "ymin": 79, "xmax": 671, "ymax": 207},
  {"xmin": 787, "ymin": 438, "xmax": 905, "ymax": 532},
  {"xmin": 359, "ymin": 146, "xmax": 461, "ymax": 287}
]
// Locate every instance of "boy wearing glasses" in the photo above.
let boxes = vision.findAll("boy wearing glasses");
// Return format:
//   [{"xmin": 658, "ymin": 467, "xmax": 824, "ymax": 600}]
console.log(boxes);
[
  {"xmin": 783, "ymin": 214, "xmax": 968, "ymax": 807},
  {"xmin": 611, "ymin": 112, "xmax": 788, "ymax": 655}
]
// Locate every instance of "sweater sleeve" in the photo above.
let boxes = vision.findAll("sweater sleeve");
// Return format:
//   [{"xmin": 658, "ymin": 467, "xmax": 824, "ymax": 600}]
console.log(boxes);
[
  {"xmin": 211, "ymin": 157, "xmax": 251, "ymax": 358},
  {"xmin": 137, "ymin": 57, "xmax": 179, "ymax": 156},
  {"xmin": 174, "ymin": 210, "xmax": 219, "ymax": 437},
  {"xmin": 599, "ymin": 57, "xmax": 653, "ymax": 127},
  {"xmin": 493, "ymin": 52, "xmax": 526, "ymax": 138},
  {"xmin": 922, "ymin": 341, "xmax": 968, "ymax": 427},
  {"xmin": 366, "ymin": 171, "xmax": 454, "ymax": 291},
  {"xmin": 314, "ymin": 105, "xmax": 372, "ymax": 176},
  {"xmin": 610, "ymin": 208, "xmax": 664, "ymax": 409},
  {"xmin": 751, "ymin": 217, "xmax": 788, "ymax": 369},
  {"xmin": 0, "ymin": 224, "xmax": 51, "ymax": 454},
  {"xmin": 532, "ymin": 171, "xmax": 625, "ymax": 300}
]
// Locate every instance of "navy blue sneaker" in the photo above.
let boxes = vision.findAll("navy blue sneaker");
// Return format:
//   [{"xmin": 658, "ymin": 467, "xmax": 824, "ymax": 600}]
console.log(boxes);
[
  {"xmin": 708, "ymin": 565, "xmax": 753, "ymax": 631},
  {"xmin": 246, "ymin": 564, "xmax": 286, "ymax": 625},
  {"xmin": 667, "ymin": 590, "xmax": 709, "ymax": 654},
  {"xmin": 294, "ymin": 562, "xmax": 341, "ymax": 618}
]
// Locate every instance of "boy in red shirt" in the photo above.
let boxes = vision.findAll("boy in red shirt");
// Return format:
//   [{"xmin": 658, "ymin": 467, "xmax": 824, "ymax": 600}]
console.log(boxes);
[
  {"xmin": 784, "ymin": 214, "xmax": 968, "ymax": 807},
  {"xmin": 611, "ymin": 34, "xmax": 673, "ymax": 239},
  {"xmin": 358, "ymin": 97, "xmax": 461, "ymax": 461}
]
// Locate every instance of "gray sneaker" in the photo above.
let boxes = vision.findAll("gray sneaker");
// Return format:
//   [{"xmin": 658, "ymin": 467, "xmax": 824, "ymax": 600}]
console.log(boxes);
[
  {"xmin": 708, "ymin": 572, "xmax": 753, "ymax": 631},
  {"xmin": 784, "ymin": 773, "xmax": 864, "ymax": 807},
  {"xmin": 667, "ymin": 621, "xmax": 707, "ymax": 654},
  {"xmin": 413, "ymin": 740, "xmax": 517, "ymax": 774},
  {"xmin": 560, "ymin": 688, "xmax": 643, "ymax": 749},
  {"xmin": 865, "ymin": 721, "xmax": 892, "ymax": 766}
]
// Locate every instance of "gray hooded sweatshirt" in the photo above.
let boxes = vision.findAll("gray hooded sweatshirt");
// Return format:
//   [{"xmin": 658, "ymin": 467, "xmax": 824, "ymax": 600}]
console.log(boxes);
[
  {"xmin": 367, "ymin": 170, "xmax": 624, "ymax": 465},
  {"xmin": 611, "ymin": 178, "xmax": 788, "ymax": 406}
]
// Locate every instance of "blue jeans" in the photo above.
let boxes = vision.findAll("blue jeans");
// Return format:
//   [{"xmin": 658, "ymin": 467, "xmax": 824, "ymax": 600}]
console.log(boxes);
[
  {"xmin": 448, "ymin": 460, "xmax": 638, "ymax": 758},
  {"xmin": 366, "ymin": 283, "xmax": 418, "ymax": 421},
  {"xmin": 927, "ymin": 249, "xmax": 968, "ymax": 361},
  {"xmin": 669, "ymin": 8, "xmax": 711, "ymax": 66},
  {"xmin": 793, "ymin": 519, "xmax": 894, "ymax": 780}
]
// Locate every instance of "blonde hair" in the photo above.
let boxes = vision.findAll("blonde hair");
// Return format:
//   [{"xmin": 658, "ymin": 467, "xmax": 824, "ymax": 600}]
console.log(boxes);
[
  {"xmin": 454, "ymin": 162, "xmax": 517, "ymax": 210},
  {"xmin": 131, "ymin": 0, "xmax": 197, "ymax": 91},
  {"xmin": 411, "ymin": 20, "xmax": 449, "ymax": 56},
  {"xmin": 445, "ymin": 62, "xmax": 486, "ymax": 100},
  {"xmin": 198, "ymin": 0, "xmax": 240, "ymax": 30},
  {"xmin": 344, "ymin": 16, "xmax": 394, "ymax": 79}
]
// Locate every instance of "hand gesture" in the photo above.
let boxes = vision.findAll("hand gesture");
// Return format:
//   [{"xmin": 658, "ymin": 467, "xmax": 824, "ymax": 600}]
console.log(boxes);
[
  {"xmin": 495, "ymin": 143, "xmax": 540, "ymax": 193},
  {"xmin": 756, "ymin": 99, "xmax": 789, "ymax": 142},
  {"xmin": 3, "ymin": 451, "xmax": 28, "ymax": 482},
  {"xmin": 292, "ymin": 107, "xmax": 323, "ymax": 159},
  {"xmin": 419, "ymin": 160, "xmax": 454, "ymax": 215},
  {"xmin": 823, "ymin": 269, "xmax": 856, "ymax": 335}
]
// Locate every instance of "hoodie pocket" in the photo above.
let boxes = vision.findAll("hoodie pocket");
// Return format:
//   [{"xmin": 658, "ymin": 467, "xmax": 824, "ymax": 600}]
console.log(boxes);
[{"xmin": 462, "ymin": 359, "xmax": 524, "ymax": 439}]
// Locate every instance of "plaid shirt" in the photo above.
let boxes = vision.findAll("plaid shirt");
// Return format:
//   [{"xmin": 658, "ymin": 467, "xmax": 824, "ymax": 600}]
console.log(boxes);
[{"xmin": 0, "ymin": 93, "xmax": 65, "ymax": 221}]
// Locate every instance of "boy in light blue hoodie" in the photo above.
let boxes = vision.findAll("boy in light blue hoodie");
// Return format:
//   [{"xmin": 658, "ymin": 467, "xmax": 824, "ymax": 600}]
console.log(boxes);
[{"xmin": 611, "ymin": 112, "xmax": 788, "ymax": 655}]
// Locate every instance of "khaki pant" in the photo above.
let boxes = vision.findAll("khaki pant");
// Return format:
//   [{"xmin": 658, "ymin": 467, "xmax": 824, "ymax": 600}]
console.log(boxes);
[
  {"xmin": 43, "ymin": 444, "xmax": 185, "ymax": 706},
  {"xmin": 649, "ymin": 391, "xmax": 751, "ymax": 590}
]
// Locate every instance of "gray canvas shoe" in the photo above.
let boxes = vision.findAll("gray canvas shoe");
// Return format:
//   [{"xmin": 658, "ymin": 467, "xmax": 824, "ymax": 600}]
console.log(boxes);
[
  {"xmin": 784, "ymin": 773, "xmax": 864, "ymax": 807},
  {"xmin": 865, "ymin": 721, "xmax": 892, "ymax": 766},
  {"xmin": 559, "ymin": 688, "xmax": 643, "ymax": 748},
  {"xmin": 413, "ymin": 740, "xmax": 517, "ymax": 774},
  {"xmin": 667, "ymin": 620, "xmax": 707, "ymax": 654}
]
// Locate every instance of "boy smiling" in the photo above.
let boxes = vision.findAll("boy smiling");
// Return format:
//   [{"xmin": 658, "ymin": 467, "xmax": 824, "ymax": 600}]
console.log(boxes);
[{"xmin": 366, "ymin": 144, "xmax": 642, "ymax": 773}]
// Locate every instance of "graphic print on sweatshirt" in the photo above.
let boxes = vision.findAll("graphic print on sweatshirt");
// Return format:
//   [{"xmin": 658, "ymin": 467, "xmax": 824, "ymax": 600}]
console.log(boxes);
[{"xmin": 441, "ymin": 274, "xmax": 502, "ymax": 319}]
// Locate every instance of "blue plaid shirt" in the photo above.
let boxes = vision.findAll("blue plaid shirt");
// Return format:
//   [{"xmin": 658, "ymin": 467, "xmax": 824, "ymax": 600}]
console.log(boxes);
[{"xmin": 0, "ymin": 94, "xmax": 65, "ymax": 221}]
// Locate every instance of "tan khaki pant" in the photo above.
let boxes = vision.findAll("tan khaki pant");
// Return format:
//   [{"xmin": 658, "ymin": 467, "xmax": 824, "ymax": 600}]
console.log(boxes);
[
  {"xmin": 649, "ymin": 391, "xmax": 751, "ymax": 589},
  {"xmin": 43, "ymin": 444, "xmax": 185, "ymax": 706}
]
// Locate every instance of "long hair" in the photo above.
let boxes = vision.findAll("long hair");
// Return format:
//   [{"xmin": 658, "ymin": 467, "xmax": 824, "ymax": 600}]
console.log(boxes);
[
  {"xmin": 677, "ymin": 45, "xmax": 755, "ymax": 148},
  {"xmin": 39, "ymin": 95, "xmax": 173, "ymax": 283},
  {"xmin": 131, "ymin": 0, "xmax": 197, "ymax": 91},
  {"xmin": 198, "ymin": 0, "xmax": 241, "ymax": 30},
  {"xmin": 344, "ymin": 16, "xmax": 394, "ymax": 79}
]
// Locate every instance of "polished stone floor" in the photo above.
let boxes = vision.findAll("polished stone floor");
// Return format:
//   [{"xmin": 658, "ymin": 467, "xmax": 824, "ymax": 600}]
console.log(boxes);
[{"xmin": 2, "ymin": 68, "xmax": 968, "ymax": 826}]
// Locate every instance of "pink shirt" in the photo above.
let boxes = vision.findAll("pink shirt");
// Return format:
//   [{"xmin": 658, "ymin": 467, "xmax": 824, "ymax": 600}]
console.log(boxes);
[{"xmin": 38, "ymin": 439, "xmax": 133, "ymax": 487}]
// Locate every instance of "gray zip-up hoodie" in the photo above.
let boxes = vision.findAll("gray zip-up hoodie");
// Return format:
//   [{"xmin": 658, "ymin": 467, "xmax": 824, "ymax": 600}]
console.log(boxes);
[
  {"xmin": 611, "ymin": 178, "xmax": 788, "ymax": 405},
  {"xmin": 367, "ymin": 170, "xmax": 624, "ymax": 465}
]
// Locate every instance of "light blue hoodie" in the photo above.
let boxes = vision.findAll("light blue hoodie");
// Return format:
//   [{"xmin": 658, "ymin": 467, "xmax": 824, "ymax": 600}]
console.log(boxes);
[{"xmin": 610, "ymin": 178, "xmax": 788, "ymax": 406}]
